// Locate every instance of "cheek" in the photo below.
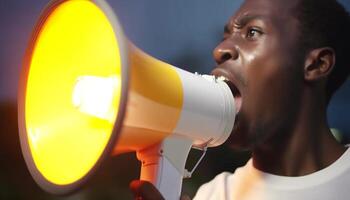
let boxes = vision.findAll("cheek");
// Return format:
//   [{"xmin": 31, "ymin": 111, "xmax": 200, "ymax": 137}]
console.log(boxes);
[
  {"xmin": 243, "ymin": 50, "xmax": 303, "ymax": 121},
  {"xmin": 239, "ymin": 69, "xmax": 302, "ymax": 145}
]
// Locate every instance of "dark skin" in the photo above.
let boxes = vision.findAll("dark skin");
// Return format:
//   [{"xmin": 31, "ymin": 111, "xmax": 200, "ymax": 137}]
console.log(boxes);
[{"xmin": 130, "ymin": 0, "xmax": 347, "ymax": 199}]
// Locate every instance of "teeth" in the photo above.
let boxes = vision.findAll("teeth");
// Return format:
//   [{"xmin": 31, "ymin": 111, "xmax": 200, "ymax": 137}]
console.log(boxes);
[
  {"xmin": 216, "ymin": 76, "xmax": 229, "ymax": 82},
  {"xmin": 198, "ymin": 74, "xmax": 229, "ymax": 83}
]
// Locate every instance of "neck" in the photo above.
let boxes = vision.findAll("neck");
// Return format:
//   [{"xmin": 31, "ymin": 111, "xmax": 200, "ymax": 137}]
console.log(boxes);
[{"xmin": 252, "ymin": 89, "xmax": 346, "ymax": 176}]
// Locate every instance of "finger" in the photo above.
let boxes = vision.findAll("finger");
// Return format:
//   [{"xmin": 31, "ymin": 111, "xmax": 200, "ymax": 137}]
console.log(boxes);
[
  {"xmin": 129, "ymin": 180, "xmax": 165, "ymax": 200},
  {"xmin": 180, "ymin": 194, "xmax": 192, "ymax": 200}
]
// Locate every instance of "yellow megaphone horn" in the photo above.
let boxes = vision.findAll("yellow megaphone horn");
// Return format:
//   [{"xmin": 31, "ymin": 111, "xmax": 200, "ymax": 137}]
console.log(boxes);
[{"xmin": 18, "ymin": 0, "xmax": 237, "ymax": 199}]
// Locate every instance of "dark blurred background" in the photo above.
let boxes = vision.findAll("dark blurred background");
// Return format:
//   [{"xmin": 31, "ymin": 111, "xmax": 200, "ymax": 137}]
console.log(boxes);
[{"xmin": 1, "ymin": 0, "xmax": 350, "ymax": 199}]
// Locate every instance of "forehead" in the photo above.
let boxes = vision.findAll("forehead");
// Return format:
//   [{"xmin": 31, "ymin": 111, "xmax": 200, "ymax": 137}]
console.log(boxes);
[{"xmin": 231, "ymin": 0, "xmax": 300, "ymax": 24}]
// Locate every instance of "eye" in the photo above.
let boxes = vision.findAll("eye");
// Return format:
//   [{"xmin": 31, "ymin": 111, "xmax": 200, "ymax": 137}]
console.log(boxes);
[{"xmin": 246, "ymin": 27, "xmax": 263, "ymax": 39}]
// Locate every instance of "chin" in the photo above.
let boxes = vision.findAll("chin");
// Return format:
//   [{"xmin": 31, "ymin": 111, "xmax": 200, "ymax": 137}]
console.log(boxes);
[
  {"xmin": 226, "ymin": 113, "xmax": 263, "ymax": 151},
  {"xmin": 226, "ymin": 125, "xmax": 254, "ymax": 151}
]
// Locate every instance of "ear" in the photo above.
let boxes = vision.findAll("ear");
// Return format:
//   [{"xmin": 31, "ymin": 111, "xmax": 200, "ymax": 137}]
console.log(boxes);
[{"xmin": 304, "ymin": 47, "xmax": 336, "ymax": 81}]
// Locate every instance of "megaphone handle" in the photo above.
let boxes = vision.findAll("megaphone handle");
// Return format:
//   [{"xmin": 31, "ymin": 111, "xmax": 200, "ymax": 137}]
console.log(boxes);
[{"xmin": 137, "ymin": 137, "xmax": 193, "ymax": 200}]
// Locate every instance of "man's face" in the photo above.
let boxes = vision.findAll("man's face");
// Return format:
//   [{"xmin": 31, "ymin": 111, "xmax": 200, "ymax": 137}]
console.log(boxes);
[{"xmin": 212, "ymin": 0, "xmax": 305, "ymax": 149}]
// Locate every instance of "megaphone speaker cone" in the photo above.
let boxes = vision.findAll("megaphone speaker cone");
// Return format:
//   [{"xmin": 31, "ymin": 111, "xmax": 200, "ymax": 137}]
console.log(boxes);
[{"xmin": 18, "ymin": 0, "xmax": 129, "ymax": 193}]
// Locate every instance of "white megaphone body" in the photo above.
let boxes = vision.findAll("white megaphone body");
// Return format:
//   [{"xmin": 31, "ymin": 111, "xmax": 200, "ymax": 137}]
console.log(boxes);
[{"xmin": 18, "ymin": 0, "xmax": 237, "ymax": 199}]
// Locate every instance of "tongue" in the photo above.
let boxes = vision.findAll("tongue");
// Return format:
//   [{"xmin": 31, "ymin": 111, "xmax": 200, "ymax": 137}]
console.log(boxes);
[{"xmin": 234, "ymin": 96, "xmax": 242, "ymax": 114}]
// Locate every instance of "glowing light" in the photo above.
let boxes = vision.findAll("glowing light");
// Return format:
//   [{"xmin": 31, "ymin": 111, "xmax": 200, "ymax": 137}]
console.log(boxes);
[
  {"xmin": 73, "ymin": 76, "xmax": 120, "ymax": 122},
  {"xmin": 25, "ymin": 0, "xmax": 122, "ymax": 185}
]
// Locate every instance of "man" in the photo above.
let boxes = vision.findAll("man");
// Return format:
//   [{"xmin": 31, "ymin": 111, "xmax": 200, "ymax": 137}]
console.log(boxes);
[{"xmin": 130, "ymin": 0, "xmax": 350, "ymax": 199}]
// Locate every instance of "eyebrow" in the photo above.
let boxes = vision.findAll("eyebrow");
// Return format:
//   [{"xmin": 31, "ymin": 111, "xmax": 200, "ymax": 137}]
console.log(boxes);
[{"xmin": 224, "ymin": 14, "xmax": 267, "ymax": 33}]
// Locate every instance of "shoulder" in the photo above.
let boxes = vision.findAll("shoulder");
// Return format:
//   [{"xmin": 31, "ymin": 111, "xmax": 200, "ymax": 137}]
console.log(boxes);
[
  {"xmin": 193, "ymin": 172, "xmax": 233, "ymax": 200},
  {"xmin": 193, "ymin": 164, "xmax": 249, "ymax": 200}
]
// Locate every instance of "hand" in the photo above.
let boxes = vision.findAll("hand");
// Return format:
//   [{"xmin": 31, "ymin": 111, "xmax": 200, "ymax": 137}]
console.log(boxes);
[{"xmin": 129, "ymin": 180, "xmax": 191, "ymax": 200}]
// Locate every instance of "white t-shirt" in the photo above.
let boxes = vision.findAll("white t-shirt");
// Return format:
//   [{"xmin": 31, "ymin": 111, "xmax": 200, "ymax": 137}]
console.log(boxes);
[{"xmin": 193, "ymin": 147, "xmax": 350, "ymax": 200}]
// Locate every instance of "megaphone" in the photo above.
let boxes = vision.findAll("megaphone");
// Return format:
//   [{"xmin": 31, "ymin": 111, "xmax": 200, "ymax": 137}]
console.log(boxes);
[{"xmin": 18, "ymin": 0, "xmax": 237, "ymax": 199}]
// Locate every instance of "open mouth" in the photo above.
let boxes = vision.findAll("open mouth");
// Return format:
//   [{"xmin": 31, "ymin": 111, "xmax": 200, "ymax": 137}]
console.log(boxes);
[
  {"xmin": 226, "ymin": 80, "xmax": 242, "ymax": 114},
  {"xmin": 216, "ymin": 76, "xmax": 242, "ymax": 114}
]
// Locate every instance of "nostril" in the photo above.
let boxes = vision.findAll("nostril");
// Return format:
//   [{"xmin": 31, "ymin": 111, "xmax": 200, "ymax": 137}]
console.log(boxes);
[
  {"xmin": 215, "ymin": 48, "xmax": 237, "ymax": 64},
  {"xmin": 216, "ymin": 51, "xmax": 233, "ymax": 65},
  {"xmin": 213, "ymin": 44, "xmax": 239, "ymax": 64},
  {"xmin": 221, "ymin": 52, "xmax": 233, "ymax": 62}
]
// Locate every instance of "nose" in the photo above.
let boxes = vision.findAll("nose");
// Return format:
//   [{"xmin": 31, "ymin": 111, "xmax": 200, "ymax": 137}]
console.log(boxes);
[{"xmin": 213, "ymin": 42, "xmax": 238, "ymax": 64}]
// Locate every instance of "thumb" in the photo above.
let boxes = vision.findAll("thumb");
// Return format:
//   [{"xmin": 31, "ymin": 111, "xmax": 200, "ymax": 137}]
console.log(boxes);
[{"xmin": 129, "ymin": 180, "xmax": 165, "ymax": 200}]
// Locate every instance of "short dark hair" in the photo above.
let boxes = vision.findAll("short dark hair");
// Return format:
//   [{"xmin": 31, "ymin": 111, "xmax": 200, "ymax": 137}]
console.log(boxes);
[{"xmin": 294, "ymin": 0, "xmax": 350, "ymax": 102}]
